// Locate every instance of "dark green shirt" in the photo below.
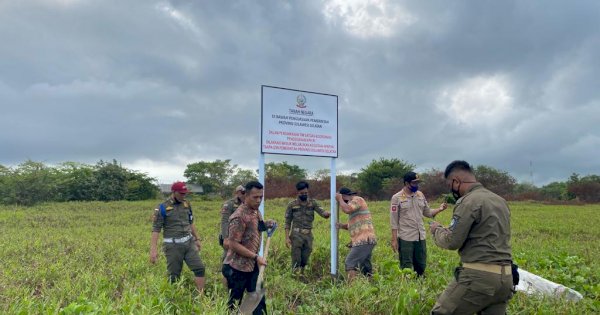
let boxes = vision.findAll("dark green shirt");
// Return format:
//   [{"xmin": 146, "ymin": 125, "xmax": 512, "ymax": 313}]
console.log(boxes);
[
  {"xmin": 220, "ymin": 197, "xmax": 242, "ymax": 238},
  {"xmin": 433, "ymin": 184, "xmax": 512, "ymax": 264},
  {"xmin": 152, "ymin": 198, "xmax": 193, "ymax": 239},
  {"xmin": 285, "ymin": 198, "xmax": 327, "ymax": 230}
]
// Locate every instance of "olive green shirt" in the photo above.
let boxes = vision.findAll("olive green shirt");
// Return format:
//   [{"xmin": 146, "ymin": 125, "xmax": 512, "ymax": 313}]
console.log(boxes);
[
  {"xmin": 220, "ymin": 197, "xmax": 242, "ymax": 239},
  {"xmin": 433, "ymin": 183, "xmax": 512, "ymax": 264},
  {"xmin": 285, "ymin": 198, "xmax": 327, "ymax": 230},
  {"xmin": 152, "ymin": 198, "xmax": 194, "ymax": 239}
]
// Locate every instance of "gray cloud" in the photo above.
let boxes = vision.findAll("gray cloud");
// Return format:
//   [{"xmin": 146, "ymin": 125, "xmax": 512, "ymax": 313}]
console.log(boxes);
[{"xmin": 1, "ymin": 0, "xmax": 599, "ymax": 185}]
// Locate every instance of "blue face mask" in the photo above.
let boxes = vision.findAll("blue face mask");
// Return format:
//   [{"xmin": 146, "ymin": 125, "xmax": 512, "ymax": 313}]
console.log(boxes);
[{"xmin": 409, "ymin": 185, "xmax": 418, "ymax": 193}]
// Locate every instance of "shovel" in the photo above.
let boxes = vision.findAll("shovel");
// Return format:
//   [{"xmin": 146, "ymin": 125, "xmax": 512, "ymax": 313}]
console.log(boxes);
[{"xmin": 239, "ymin": 222, "xmax": 277, "ymax": 315}]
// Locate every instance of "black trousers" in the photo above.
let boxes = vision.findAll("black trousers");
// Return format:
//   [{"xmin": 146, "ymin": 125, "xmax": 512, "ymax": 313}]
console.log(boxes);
[{"xmin": 226, "ymin": 264, "xmax": 267, "ymax": 315}]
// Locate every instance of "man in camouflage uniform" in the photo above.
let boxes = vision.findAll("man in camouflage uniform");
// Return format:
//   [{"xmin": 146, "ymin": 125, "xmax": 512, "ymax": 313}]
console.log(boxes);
[
  {"xmin": 220, "ymin": 185, "xmax": 245, "ymax": 286},
  {"xmin": 390, "ymin": 171, "xmax": 447, "ymax": 276},
  {"xmin": 224, "ymin": 181, "xmax": 276, "ymax": 314},
  {"xmin": 430, "ymin": 161, "xmax": 513, "ymax": 314},
  {"xmin": 150, "ymin": 181, "xmax": 205, "ymax": 293},
  {"xmin": 284, "ymin": 181, "xmax": 330, "ymax": 273}
]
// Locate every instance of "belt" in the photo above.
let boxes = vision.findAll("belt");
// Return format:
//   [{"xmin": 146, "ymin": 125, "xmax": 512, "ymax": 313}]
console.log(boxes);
[
  {"xmin": 292, "ymin": 227, "xmax": 312, "ymax": 234},
  {"xmin": 163, "ymin": 235, "xmax": 193, "ymax": 244},
  {"xmin": 463, "ymin": 262, "xmax": 510, "ymax": 275}
]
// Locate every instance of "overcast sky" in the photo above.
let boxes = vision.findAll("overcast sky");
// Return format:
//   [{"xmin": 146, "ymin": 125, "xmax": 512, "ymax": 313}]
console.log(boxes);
[{"xmin": 1, "ymin": 0, "xmax": 599, "ymax": 186}]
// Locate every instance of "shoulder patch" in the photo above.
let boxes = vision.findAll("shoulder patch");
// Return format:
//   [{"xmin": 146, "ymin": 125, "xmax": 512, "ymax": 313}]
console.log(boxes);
[
  {"xmin": 391, "ymin": 205, "xmax": 397, "ymax": 212},
  {"xmin": 449, "ymin": 215, "xmax": 459, "ymax": 230}
]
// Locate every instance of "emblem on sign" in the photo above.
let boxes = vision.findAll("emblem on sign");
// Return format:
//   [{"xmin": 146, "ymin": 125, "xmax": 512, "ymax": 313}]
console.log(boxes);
[{"xmin": 296, "ymin": 94, "xmax": 307, "ymax": 108}]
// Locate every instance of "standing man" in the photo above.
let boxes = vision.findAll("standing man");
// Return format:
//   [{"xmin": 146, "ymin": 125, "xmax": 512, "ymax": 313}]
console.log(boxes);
[
  {"xmin": 220, "ymin": 185, "xmax": 246, "ymax": 286},
  {"xmin": 150, "ymin": 181, "xmax": 205, "ymax": 294},
  {"xmin": 390, "ymin": 171, "xmax": 447, "ymax": 276},
  {"xmin": 430, "ymin": 160, "xmax": 513, "ymax": 314},
  {"xmin": 335, "ymin": 187, "xmax": 377, "ymax": 282},
  {"xmin": 285, "ymin": 181, "xmax": 330, "ymax": 274},
  {"xmin": 224, "ymin": 181, "xmax": 275, "ymax": 314}
]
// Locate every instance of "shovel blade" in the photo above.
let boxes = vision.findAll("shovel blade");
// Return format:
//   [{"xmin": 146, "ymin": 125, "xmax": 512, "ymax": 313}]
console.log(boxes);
[{"xmin": 239, "ymin": 288, "xmax": 265, "ymax": 315}]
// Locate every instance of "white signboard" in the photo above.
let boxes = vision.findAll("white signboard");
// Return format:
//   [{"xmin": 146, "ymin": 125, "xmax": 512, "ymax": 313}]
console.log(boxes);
[{"xmin": 261, "ymin": 85, "xmax": 338, "ymax": 157}]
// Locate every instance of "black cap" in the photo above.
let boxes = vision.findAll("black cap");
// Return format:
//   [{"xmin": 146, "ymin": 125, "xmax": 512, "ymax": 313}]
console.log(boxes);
[
  {"xmin": 403, "ymin": 171, "xmax": 420, "ymax": 183},
  {"xmin": 339, "ymin": 187, "xmax": 357, "ymax": 195}
]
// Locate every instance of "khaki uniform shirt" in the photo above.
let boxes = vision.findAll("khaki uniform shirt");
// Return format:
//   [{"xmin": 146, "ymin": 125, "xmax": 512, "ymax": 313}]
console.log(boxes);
[
  {"xmin": 224, "ymin": 204, "xmax": 263, "ymax": 272},
  {"xmin": 433, "ymin": 184, "xmax": 512, "ymax": 264},
  {"xmin": 284, "ymin": 198, "xmax": 327, "ymax": 230},
  {"xmin": 390, "ymin": 190, "xmax": 434, "ymax": 241},
  {"xmin": 152, "ymin": 198, "xmax": 193, "ymax": 238},
  {"xmin": 220, "ymin": 197, "xmax": 242, "ymax": 239}
]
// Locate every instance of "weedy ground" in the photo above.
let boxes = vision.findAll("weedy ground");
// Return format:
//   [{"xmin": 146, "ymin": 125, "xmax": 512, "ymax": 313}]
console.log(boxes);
[{"xmin": 0, "ymin": 199, "xmax": 599, "ymax": 314}]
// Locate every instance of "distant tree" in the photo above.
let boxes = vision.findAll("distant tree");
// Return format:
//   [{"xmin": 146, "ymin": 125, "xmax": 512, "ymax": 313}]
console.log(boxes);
[
  {"xmin": 11, "ymin": 160, "xmax": 59, "ymax": 206},
  {"xmin": 265, "ymin": 162, "xmax": 307, "ymax": 181},
  {"xmin": 125, "ymin": 171, "xmax": 159, "ymax": 201},
  {"xmin": 568, "ymin": 174, "xmax": 600, "ymax": 203},
  {"xmin": 473, "ymin": 165, "xmax": 516, "ymax": 197},
  {"xmin": 311, "ymin": 169, "xmax": 331, "ymax": 181},
  {"xmin": 56, "ymin": 162, "xmax": 97, "ymax": 201},
  {"xmin": 94, "ymin": 160, "xmax": 127, "ymax": 201},
  {"xmin": 224, "ymin": 168, "xmax": 258, "ymax": 197},
  {"xmin": 357, "ymin": 158, "xmax": 415, "ymax": 200},
  {"xmin": 0, "ymin": 165, "xmax": 15, "ymax": 204},
  {"xmin": 540, "ymin": 181, "xmax": 569, "ymax": 200},
  {"xmin": 184, "ymin": 159, "xmax": 237, "ymax": 196},
  {"xmin": 337, "ymin": 173, "xmax": 359, "ymax": 190},
  {"xmin": 419, "ymin": 168, "xmax": 447, "ymax": 200},
  {"xmin": 510, "ymin": 182, "xmax": 541, "ymax": 201}
]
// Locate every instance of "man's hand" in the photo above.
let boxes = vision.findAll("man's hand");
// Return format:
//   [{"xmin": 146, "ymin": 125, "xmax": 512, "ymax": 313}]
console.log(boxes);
[
  {"xmin": 223, "ymin": 238, "xmax": 230, "ymax": 250},
  {"xmin": 429, "ymin": 221, "xmax": 442, "ymax": 234},
  {"xmin": 149, "ymin": 248, "xmax": 158, "ymax": 264},
  {"xmin": 391, "ymin": 238, "xmax": 398, "ymax": 253},
  {"xmin": 286, "ymin": 236, "xmax": 292, "ymax": 248},
  {"xmin": 194, "ymin": 239, "xmax": 202, "ymax": 251},
  {"xmin": 257, "ymin": 256, "xmax": 267, "ymax": 267},
  {"xmin": 335, "ymin": 193, "xmax": 343, "ymax": 202},
  {"xmin": 336, "ymin": 222, "xmax": 348, "ymax": 230},
  {"xmin": 323, "ymin": 211, "xmax": 331, "ymax": 219},
  {"xmin": 439, "ymin": 202, "xmax": 448, "ymax": 211}
]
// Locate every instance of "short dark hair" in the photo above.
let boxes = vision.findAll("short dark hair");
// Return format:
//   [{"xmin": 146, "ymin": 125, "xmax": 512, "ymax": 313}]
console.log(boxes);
[
  {"xmin": 296, "ymin": 181, "xmax": 309, "ymax": 191},
  {"xmin": 245, "ymin": 181, "xmax": 264, "ymax": 192},
  {"xmin": 444, "ymin": 160, "xmax": 472, "ymax": 179}
]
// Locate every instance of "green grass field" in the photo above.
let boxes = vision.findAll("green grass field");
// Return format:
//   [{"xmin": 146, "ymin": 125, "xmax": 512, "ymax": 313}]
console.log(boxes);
[{"xmin": 1, "ymin": 199, "xmax": 599, "ymax": 314}]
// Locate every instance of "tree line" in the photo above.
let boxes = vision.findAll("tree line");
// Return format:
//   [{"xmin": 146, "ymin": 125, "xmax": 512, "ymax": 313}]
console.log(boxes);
[
  {"xmin": 183, "ymin": 158, "xmax": 600, "ymax": 203},
  {"xmin": 0, "ymin": 160, "xmax": 158, "ymax": 206},
  {"xmin": 2, "ymin": 158, "xmax": 598, "ymax": 206}
]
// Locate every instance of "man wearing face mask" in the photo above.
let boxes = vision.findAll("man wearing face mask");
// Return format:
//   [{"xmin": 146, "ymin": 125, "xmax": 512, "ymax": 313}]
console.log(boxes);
[
  {"xmin": 430, "ymin": 161, "xmax": 513, "ymax": 314},
  {"xmin": 284, "ymin": 181, "xmax": 330, "ymax": 274},
  {"xmin": 390, "ymin": 171, "xmax": 447, "ymax": 276}
]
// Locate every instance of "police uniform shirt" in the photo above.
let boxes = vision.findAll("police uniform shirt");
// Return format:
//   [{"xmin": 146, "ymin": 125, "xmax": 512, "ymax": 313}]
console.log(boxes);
[
  {"xmin": 284, "ymin": 198, "xmax": 327, "ymax": 230},
  {"xmin": 432, "ymin": 183, "xmax": 512, "ymax": 264},
  {"xmin": 390, "ymin": 189, "xmax": 434, "ymax": 241},
  {"xmin": 152, "ymin": 198, "xmax": 193, "ymax": 238}
]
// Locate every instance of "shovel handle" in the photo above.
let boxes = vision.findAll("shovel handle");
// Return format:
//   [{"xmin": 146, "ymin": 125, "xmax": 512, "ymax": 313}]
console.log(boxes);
[{"xmin": 255, "ymin": 235, "xmax": 271, "ymax": 289}]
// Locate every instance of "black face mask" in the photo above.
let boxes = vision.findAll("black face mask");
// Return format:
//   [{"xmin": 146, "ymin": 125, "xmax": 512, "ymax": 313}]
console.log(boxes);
[
  {"xmin": 451, "ymin": 179, "xmax": 461, "ymax": 200},
  {"xmin": 299, "ymin": 195, "xmax": 308, "ymax": 202}
]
